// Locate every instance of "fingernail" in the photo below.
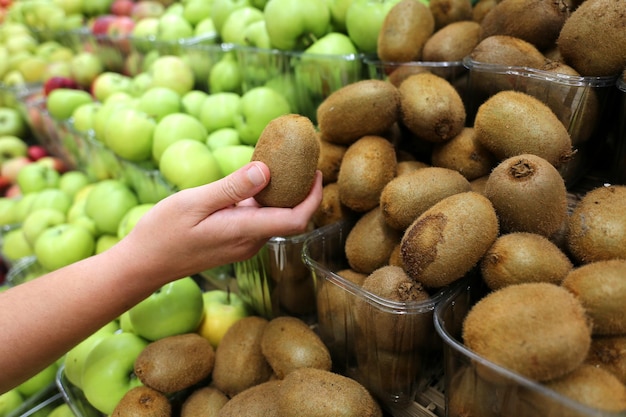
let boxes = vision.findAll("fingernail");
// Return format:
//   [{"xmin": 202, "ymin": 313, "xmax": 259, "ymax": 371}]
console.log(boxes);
[{"xmin": 247, "ymin": 163, "xmax": 266, "ymax": 186}]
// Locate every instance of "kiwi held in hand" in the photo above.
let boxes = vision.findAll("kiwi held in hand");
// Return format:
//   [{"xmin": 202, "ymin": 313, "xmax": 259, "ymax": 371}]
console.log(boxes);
[
  {"xmin": 377, "ymin": 0, "xmax": 435, "ymax": 62},
  {"xmin": 251, "ymin": 114, "xmax": 319, "ymax": 208},
  {"xmin": 111, "ymin": 386, "xmax": 171, "ymax": 417}
]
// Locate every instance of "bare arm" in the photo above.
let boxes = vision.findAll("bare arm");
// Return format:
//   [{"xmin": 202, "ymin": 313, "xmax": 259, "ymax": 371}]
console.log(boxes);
[{"xmin": 0, "ymin": 162, "xmax": 323, "ymax": 392}]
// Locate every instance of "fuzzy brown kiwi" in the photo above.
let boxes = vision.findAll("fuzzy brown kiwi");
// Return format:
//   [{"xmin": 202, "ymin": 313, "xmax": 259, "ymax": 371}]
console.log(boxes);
[
  {"xmin": 422, "ymin": 21, "xmax": 482, "ymax": 62},
  {"xmin": 586, "ymin": 335, "xmax": 626, "ymax": 385},
  {"xmin": 260, "ymin": 316, "xmax": 332, "ymax": 379},
  {"xmin": 398, "ymin": 72, "xmax": 466, "ymax": 143},
  {"xmin": 386, "ymin": 64, "xmax": 432, "ymax": 88},
  {"xmin": 462, "ymin": 282, "xmax": 592, "ymax": 382},
  {"xmin": 478, "ymin": 0, "xmax": 570, "ymax": 51},
  {"xmin": 311, "ymin": 182, "xmax": 357, "ymax": 228},
  {"xmin": 180, "ymin": 387, "xmax": 228, "ymax": 417},
  {"xmin": 473, "ymin": 91, "xmax": 573, "ymax": 168},
  {"xmin": 470, "ymin": 35, "xmax": 548, "ymax": 68},
  {"xmin": 557, "ymin": 0, "xmax": 626, "ymax": 76},
  {"xmin": 469, "ymin": 175, "xmax": 489, "ymax": 195},
  {"xmin": 472, "ymin": 0, "xmax": 498, "ymax": 23},
  {"xmin": 344, "ymin": 206, "xmax": 403, "ymax": 274},
  {"xmin": 388, "ymin": 243, "xmax": 403, "ymax": 268},
  {"xmin": 396, "ymin": 160, "xmax": 430, "ymax": 176},
  {"xmin": 566, "ymin": 185, "xmax": 626, "ymax": 263},
  {"xmin": 251, "ymin": 114, "xmax": 319, "ymax": 208},
  {"xmin": 337, "ymin": 135, "xmax": 397, "ymax": 213},
  {"xmin": 217, "ymin": 380, "xmax": 282, "ymax": 417},
  {"xmin": 134, "ymin": 333, "xmax": 215, "ymax": 394},
  {"xmin": 480, "ymin": 232, "xmax": 573, "ymax": 290},
  {"xmin": 561, "ymin": 259, "xmax": 626, "ymax": 336},
  {"xmin": 380, "ymin": 166, "xmax": 472, "ymax": 231},
  {"xmin": 377, "ymin": 0, "xmax": 435, "ymax": 62},
  {"xmin": 317, "ymin": 79, "xmax": 401, "ymax": 146},
  {"xmin": 429, "ymin": 0, "xmax": 473, "ymax": 30},
  {"xmin": 111, "ymin": 386, "xmax": 171, "ymax": 417},
  {"xmin": 431, "ymin": 127, "xmax": 497, "ymax": 181},
  {"xmin": 211, "ymin": 316, "xmax": 272, "ymax": 398},
  {"xmin": 484, "ymin": 154, "xmax": 568, "ymax": 238},
  {"xmin": 316, "ymin": 134, "xmax": 346, "ymax": 185},
  {"xmin": 277, "ymin": 368, "xmax": 383, "ymax": 417},
  {"xmin": 401, "ymin": 191, "xmax": 499, "ymax": 288}
]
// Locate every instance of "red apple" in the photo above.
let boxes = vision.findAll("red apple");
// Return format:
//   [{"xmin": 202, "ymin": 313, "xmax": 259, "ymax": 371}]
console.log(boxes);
[
  {"xmin": 91, "ymin": 15, "xmax": 117, "ymax": 35},
  {"xmin": 1, "ymin": 156, "xmax": 31, "ymax": 182},
  {"xmin": 5, "ymin": 183, "xmax": 21, "ymax": 198},
  {"xmin": 27, "ymin": 145, "xmax": 48, "ymax": 161},
  {"xmin": 37, "ymin": 156, "xmax": 68, "ymax": 174},
  {"xmin": 108, "ymin": 16, "xmax": 135, "ymax": 54},
  {"xmin": 0, "ymin": 175, "xmax": 10, "ymax": 194},
  {"xmin": 111, "ymin": 0, "xmax": 134, "ymax": 16},
  {"xmin": 43, "ymin": 76, "xmax": 82, "ymax": 96}
]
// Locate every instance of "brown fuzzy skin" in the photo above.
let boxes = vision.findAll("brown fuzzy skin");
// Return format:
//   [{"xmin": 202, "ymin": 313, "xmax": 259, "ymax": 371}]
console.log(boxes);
[
  {"xmin": 474, "ymin": 91, "xmax": 573, "ymax": 168},
  {"xmin": 380, "ymin": 166, "xmax": 472, "ymax": 231},
  {"xmin": 252, "ymin": 114, "xmax": 320, "ymax": 208},
  {"xmin": 431, "ymin": 127, "xmax": 497, "ymax": 181},
  {"xmin": 344, "ymin": 206, "xmax": 403, "ymax": 274},
  {"xmin": 317, "ymin": 79, "xmax": 401, "ymax": 146},
  {"xmin": 277, "ymin": 368, "xmax": 383, "ymax": 417},
  {"xmin": 401, "ymin": 191, "xmax": 499, "ymax": 288},
  {"xmin": 337, "ymin": 135, "xmax": 397, "ymax": 213},
  {"xmin": 134, "ymin": 333, "xmax": 215, "ymax": 394},
  {"xmin": 422, "ymin": 21, "xmax": 482, "ymax": 62},
  {"xmin": 469, "ymin": 175, "xmax": 489, "ymax": 195},
  {"xmin": 480, "ymin": 232, "xmax": 573, "ymax": 290},
  {"xmin": 462, "ymin": 283, "xmax": 592, "ymax": 382},
  {"xmin": 472, "ymin": 0, "xmax": 498, "ymax": 23},
  {"xmin": 377, "ymin": 0, "xmax": 435, "ymax": 62},
  {"xmin": 217, "ymin": 380, "xmax": 282, "ymax": 417},
  {"xmin": 111, "ymin": 386, "xmax": 171, "ymax": 417},
  {"xmin": 562, "ymin": 260, "xmax": 626, "ymax": 336},
  {"xmin": 311, "ymin": 182, "xmax": 357, "ymax": 228},
  {"xmin": 398, "ymin": 72, "xmax": 466, "ymax": 143},
  {"xmin": 429, "ymin": 0, "xmax": 473, "ymax": 30},
  {"xmin": 479, "ymin": 0, "xmax": 570, "ymax": 51},
  {"xmin": 469, "ymin": 35, "xmax": 548, "ymax": 68},
  {"xmin": 586, "ymin": 335, "xmax": 626, "ymax": 385},
  {"xmin": 181, "ymin": 387, "xmax": 228, "ymax": 417},
  {"xmin": 566, "ymin": 185, "xmax": 626, "ymax": 263},
  {"xmin": 396, "ymin": 160, "xmax": 430, "ymax": 176},
  {"xmin": 316, "ymin": 135, "xmax": 347, "ymax": 185},
  {"xmin": 484, "ymin": 154, "xmax": 568, "ymax": 238},
  {"xmin": 557, "ymin": 0, "xmax": 626, "ymax": 76}
]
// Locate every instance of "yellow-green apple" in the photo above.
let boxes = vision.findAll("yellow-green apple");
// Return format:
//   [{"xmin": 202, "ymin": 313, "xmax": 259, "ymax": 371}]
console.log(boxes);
[
  {"xmin": 31, "ymin": 188, "xmax": 72, "ymax": 214},
  {"xmin": 182, "ymin": 0, "xmax": 213, "ymax": 26},
  {"xmin": 0, "ymin": 135, "xmax": 27, "ymax": 162},
  {"xmin": 58, "ymin": 170, "xmax": 91, "ymax": 199},
  {"xmin": 326, "ymin": 0, "xmax": 354, "ymax": 32},
  {"xmin": 0, "ymin": 390, "xmax": 22, "ymax": 417},
  {"xmin": 152, "ymin": 112, "xmax": 208, "ymax": 163},
  {"xmin": 345, "ymin": 0, "xmax": 402, "ymax": 54},
  {"xmin": 148, "ymin": 55, "xmax": 195, "ymax": 96},
  {"xmin": 1, "ymin": 156, "xmax": 31, "ymax": 183},
  {"xmin": 243, "ymin": 19, "xmax": 271, "ymax": 48},
  {"xmin": 128, "ymin": 276, "xmax": 205, "ymax": 341},
  {"xmin": 84, "ymin": 179, "xmax": 139, "ymax": 235},
  {"xmin": 119, "ymin": 310, "xmax": 135, "ymax": 333},
  {"xmin": 95, "ymin": 233, "xmax": 121, "ymax": 254},
  {"xmin": 221, "ymin": 6, "xmax": 264, "ymax": 45},
  {"xmin": 128, "ymin": 72, "xmax": 154, "ymax": 97},
  {"xmin": 81, "ymin": 332, "xmax": 149, "ymax": 415},
  {"xmin": 211, "ymin": 0, "xmax": 251, "ymax": 35},
  {"xmin": 197, "ymin": 289, "xmax": 251, "ymax": 348},
  {"xmin": 70, "ymin": 52, "xmax": 105, "ymax": 89},
  {"xmin": 16, "ymin": 163, "xmax": 60, "ymax": 194},
  {"xmin": 71, "ymin": 102, "xmax": 102, "ymax": 133},
  {"xmin": 0, "ymin": 107, "xmax": 26, "ymax": 138},
  {"xmin": 93, "ymin": 97, "xmax": 135, "ymax": 142},
  {"xmin": 91, "ymin": 71, "xmax": 133, "ymax": 103},
  {"xmin": 132, "ymin": 0, "xmax": 165, "ymax": 20},
  {"xmin": 34, "ymin": 223, "xmax": 96, "ymax": 271},
  {"xmin": 208, "ymin": 52, "xmax": 242, "ymax": 94},
  {"xmin": 159, "ymin": 139, "xmax": 223, "ymax": 189},
  {"xmin": 116, "ymin": 203, "xmax": 154, "ymax": 239},
  {"xmin": 130, "ymin": 16, "xmax": 159, "ymax": 43},
  {"xmin": 48, "ymin": 403, "xmax": 74, "ymax": 417},
  {"xmin": 135, "ymin": 86, "xmax": 181, "ymax": 122},
  {"xmin": 46, "ymin": 88, "xmax": 94, "ymax": 121},
  {"xmin": 103, "ymin": 107, "xmax": 156, "ymax": 162},
  {"xmin": 22, "ymin": 207, "xmax": 67, "ymax": 248},
  {"xmin": 206, "ymin": 127, "xmax": 241, "ymax": 150},
  {"xmin": 194, "ymin": 17, "xmax": 218, "ymax": 38},
  {"xmin": 2, "ymin": 227, "xmax": 34, "ymax": 262},
  {"xmin": 198, "ymin": 91, "xmax": 241, "ymax": 133},
  {"xmin": 181, "ymin": 89, "xmax": 209, "ymax": 118},
  {"xmin": 84, "ymin": 0, "xmax": 116, "ymax": 17},
  {"xmin": 53, "ymin": 0, "xmax": 84, "ymax": 15},
  {"xmin": 0, "ymin": 197, "xmax": 19, "ymax": 226},
  {"xmin": 13, "ymin": 193, "xmax": 39, "ymax": 223},
  {"xmin": 213, "ymin": 144, "xmax": 255, "ymax": 176},
  {"xmin": 234, "ymin": 86, "xmax": 291, "ymax": 145},
  {"xmin": 15, "ymin": 362, "xmax": 58, "ymax": 398},
  {"xmin": 156, "ymin": 13, "xmax": 194, "ymax": 41},
  {"xmin": 264, "ymin": 0, "xmax": 331, "ymax": 50}
]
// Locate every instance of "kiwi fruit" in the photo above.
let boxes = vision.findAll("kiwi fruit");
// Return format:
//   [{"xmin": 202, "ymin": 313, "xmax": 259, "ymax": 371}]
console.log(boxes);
[
  {"xmin": 111, "ymin": 386, "xmax": 171, "ymax": 417},
  {"xmin": 396, "ymin": 160, "xmax": 430, "ymax": 176},
  {"xmin": 386, "ymin": 64, "xmax": 433, "ymax": 88},
  {"xmin": 251, "ymin": 114, "xmax": 319, "ymax": 208},
  {"xmin": 377, "ymin": 0, "xmax": 435, "ymax": 62},
  {"xmin": 380, "ymin": 166, "xmax": 472, "ymax": 231},
  {"xmin": 462, "ymin": 282, "xmax": 592, "ymax": 382},
  {"xmin": 311, "ymin": 182, "xmax": 357, "ymax": 228},
  {"xmin": 566, "ymin": 185, "xmax": 626, "ymax": 263},
  {"xmin": 216, "ymin": 380, "xmax": 282, "ymax": 417},
  {"xmin": 276, "ymin": 274, "xmax": 316, "ymax": 316},
  {"xmin": 388, "ymin": 243, "xmax": 403, "ymax": 268},
  {"xmin": 134, "ymin": 333, "xmax": 215, "ymax": 394},
  {"xmin": 211, "ymin": 316, "xmax": 273, "ymax": 398},
  {"xmin": 344, "ymin": 206, "xmax": 403, "ymax": 274},
  {"xmin": 470, "ymin": 35, "xmax": 548, "ymax": 68},
  {"xmin": 337, "ymin": 135, "xmax": 397, "ymax": 213},
  {"xmin": 316, "ymin": 135, "xmax": 347, "ymax": 185},
  {"xmin": 316, "ymin": 79, "xmax": 401, "ymax": 146},
  {"xmin": 472, "ymin": 0, "xmax": 498, "ymax": 23},
  {"xmin": 480, "ymin": 232, "xmax": 573, "ymax": 290},
  {"xmin": 585, "ymin": 335, "xmax": 626, "ymax": 385},
  {"xmin": 484, "ymin": 154, "xmax": 568, "ymax": 238},
  {"xmin": 398, "ymin": 72, "xmax": 466, "ymax": 143},
  {"xmin": 260, "ymin": 316, "xmax": 332, "ymax": 379},
  {"xmin": 474, "ymin": 91, "xmax": 573, "ymax": 168},
  {"xmin": 180, "ymin": 387, "xmax": 228, "ymax": 417},
  {"xmin": 429, "ymin": 0, "xmax": 473, "ymax": 30},
  {"xmin": 561, "ymin": 259, "xmax": 626, "ymax": 336},
  {"xmin": 478, "ymin": 0, "xmax": 570, "ymax": 51},
  {"xmin": 557, "ymin": 0, "xmax": 626, "ymax": 76},
  {"xmin": 431, "ymin": 127, "xmax": 497, "ymax": 181},
  {"xmin": 401, "ymin": 191, "xmax": 499, "ymax": 288},
  {"xmin": 276, "ymin": 368, "xmax": 382, "ymax": 417},
  {"xmin": 422, "ymin": 21, "xmax": 482, "ymax": 62},
  {"xmin": 469, "ymin": 175, "xmax": 489, "ymax": 195}
]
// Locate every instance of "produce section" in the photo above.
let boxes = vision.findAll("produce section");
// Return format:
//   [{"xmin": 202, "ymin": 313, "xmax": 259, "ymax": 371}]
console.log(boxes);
[{"xmin": 1, "ymin": 0, "xmax": 626, "ymax": 416}]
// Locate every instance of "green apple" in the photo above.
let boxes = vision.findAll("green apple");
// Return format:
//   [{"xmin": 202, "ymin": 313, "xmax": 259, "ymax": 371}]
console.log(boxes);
[
  {"xmin": 48, "ymin": 403, "xmax": 74, "ymax": 417},
  {"xmin": 116, "ymin": 203, "xmax": 154, "ymax": 239},
  {"xmin": 129, "ymin": 276, "xmax": 205, "ymax": 341},
  {"xmin": 206, "ymin": 127, "xmax": 241, "ymax": 150},
  {"xmin": 15, "ymin": 362, "xmax": 58, "ymax": 398},
  {"xmin": 152, "ymin": 112, "xmax": 208, "ymax": 163},
  {"xmin": 208, "ymin": 52, "xmax": 242, "ymax": 94},
  {"xmin": 16, "ymin": 163, "xmax": 60, "ymax": 194},
  {"xmin": 326, "ymin": 0, "xmax": 354, "ymax": 32},
  {"xmin": 148, "ymin": 55, "xmax": 195, "ymax": 96},
  {"xmin": 234, "ymin": 86, "xmax": 291, "ymax": 145},
  {"xmin": 136, "ymin": 86, "xmax": 181, "ymax": 122},
  {"xmin": 84, "ymin": 179, "xmax": 139, "ymax": 236},
  {"xmin": 81, "ymin": 332, "xmax": 148, "ymax": 415},
  {"xmin": 63, "ymin": 320, "xmax": 120, "ymax": 390},
  {"xmin": 58, "ymin": 171, "xmax": 91, "ymax": 199},
  {"xmin": 158, "ymin": 139, "xmax": 223, "ymax": 189},
  {"xmin": 156, "ymin": 13, "xmax": 194, "ymax": 41},
  {"xmin": 128, "ymin": 72, "xmax": 153, "ymax": 97},
  {"xmin": 95, "ymin": 233, "xmax": 121, "ymax": 254},
  {"xmin": 242, "ymin": 19, "xmax": 271, "ymax": 48},
  {"xmin": 131, "ymin": 16, "xmax": 160, "ymax": 42},
  {"xmin": 92, "ymin": 99, "xmax": 134, "ymax": 143},
  {"xmin": 0, "ymin": 107, "xmax": 26, "ymax": 138},
  {"xmin": 91, "ymin": 72, "xmax": 133, "ymax": 103},
  {"xmin": 198, "ymin": 91, "xmax": 241, "ymax": 133},
  {"xmin": 197, "ymin": 289, "xmax": 250, "ymax": 348},
  {"xmin": 181, "ymin": 89, "xmax": 209, "ymax": 118},
  {"xmin": 345, "ymin": 0, "xmax": 402, "ymax": 54},
  {"xmin": 264, "ymin": 74, "xmax": 299, "ymax": 114},
  {"xmin": 70, "ymin": 102, "xmax": 102, "ymax": 133},
  {"xmin": 22, "ymin": 208, "xmax": 67, "ymax": 248},
  {"xmin": 70, "ymin": 52, "xmax": 104, "ymax": 90},
  {"xmin": 212, "ymin": 144, "xmax": 255, "ymax": 176},
  {"xmin": 119, "ymin": 310, "xmax": 135, "ymax": 334},
  {"xmin": 221, "ymin": 6, "xmax": 264, "ymax": 45},
  {"xmin": 211, "ymin": 0, "xmax": 251, "ymax": 35},
  {"xmin": 104, "ymin": 107, "xmax": 156, "ymax": 162},
  {"xmin": 0, "ymin": 135, "xmax": 27, "ymax": 162},
  {"xmin": 31, "ymin": 188, "xmax": 73, "ymax": 214},
  {"xmin": 0, "ymin": 198, "xmax": 19, "ymax": 226},
  {"xmin": 183, "ymin": 0, "xmax": 214, "ymax": 26},
  {"xmin": 264, "ymin": 0, "xmax": 331, "ymax": 50},
  {"xmin": 0, "ymin": 390, "xmax": 23, "ymax": 417},
  {"xmin": 194, "ymin": 17, "xmax": 218, "ymax": 38},
  {"xmin": 13, "ymin": 193, "xmax": 39, "ymax": 223},
  {"xmin": 1, "ymin": 227, "xmax": 34, "ymax": 262},
  {"xmin": 34, "ymin": 223, "xmax": 96, "ymax": 271}
]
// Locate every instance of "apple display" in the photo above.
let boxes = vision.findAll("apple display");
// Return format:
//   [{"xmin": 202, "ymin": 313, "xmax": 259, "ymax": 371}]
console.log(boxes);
[
  {"xmin": 34, "ymin": 223, "xmax": 96, "ymax": 271},
  {"xmin": 21, "ymin": 207, "xmax": 67, "ymax": 248},
  {"xmin": 345, "ymin": 0, "xmax": 402, "ymax": 54},
  {"xmin": 91, "ymin": 72, "xmax": 133, "ymax": 103},
  {"xmin": 103, "ymin": 107, "xmax": 156, "ymax": 163},
  {"xmin": 58, "ymin": 170, "xmax": 91, "ymax": 199},
  {"xmin": 208, "ymin": 52, "xmax": 243, "ymax": 94},
  {"xmin": 46, "ymin": 88, "xmax": 95, "ymax": 121},
  {"xmin": 0, "ymin": 107, "xmax": 26, "ymax": 138},
  {"xmin": 221, "ymin": 6, "xmax": 265, "ymax": 45},
  {"xmin": 84, "ymin": 179, "xmax": 139, "ymax": 236},
  {"xmin": 234, "ymin": 86, "xmax": 291, "ymax": 145},
  {"xmin": 71, "ymin": 102, "xmax": 102, "ymax": 133},
  {"xmin": 0, "ymin": 197, "xmax": 19, "ymax": 226},
  {"xmin": 194, "ymin": 17, "xmax": 218, "ymax": 38},
  {"xmin": 181, "ymin": 89, "xmax": 209, "ymax": 118},
  {"xmin": 1, "ymin": 156, "xmax": 31, "ymax": 183},
  {"xmin": 212, "ymin": 144, "xmax": 255, "ymax": 176},
  {"xmin": 152, "ymin": 112, "xmax": 208, "ymax": 163},
  {"xmin": 211, "ymin": 0, "xmax": 251, "ymax": 35},
  {"xmin": 156, "ymin": 13, "xmax": 194, "ymax": 41},
  {"xmin": 16, "ymin": 163, "xmax": 60, "ymax": 194},
  {"xmin": 128, "ymin": 72, "xmax": 154, "ymax": 97},
  {"xmin": 135, "ymin": 86, "xmax": 181, "ymax": 122},
  {"xmin": 31, "ymin": 188, "xmax": 72, "ymax": 214},
  {"xmin": 159, "ymin": 139, "xmax": 223, "ymax": 189},
  {"xmin": 264, "ymin": 0, "xmax": 331, "ymax": 50},
  {"xmin": 198, "ymin": 91, "xmax": 242, "ymax": 133},
  {"xmin": 13, "ymin": 193, "xmax": 39, "ymax": 223},
  {"xmin": 116, "ymin": 203, "xmax": 154, "ymax": 239},
  {"xmin": 148, "ymin": 55, "xmax": 195, "ymax": 96},
  {"xmin": 0, "ymin": 135, "xmax": 27, "ymax": 162},
  {"xmin": 206, "ymin": 127, "xmax": 241, "ymax": 150},
  {"xmin": 182, "ymin": 0, "xmax": 213, "ymax": 26},
  {"xmin": 1, "ymin": 227, "xmax": 34, "ymax": 262},
  {"xmin": 128, "ymin": 276, "xmax": 205, "ymax": 341},
  {"xmin": 111, "ymin": 0, "xmax": 134, "ymax": 16},
  {"xmin": 70, "ymin": 51, "xmax": 105, "ymax": 89},
  {"xmin": 197, "ymin": 289, "xmax": 251, "ymax": 348},
  {"xmin": 131, "ymin": 0, "xmax": 165, "ymax": 20}
]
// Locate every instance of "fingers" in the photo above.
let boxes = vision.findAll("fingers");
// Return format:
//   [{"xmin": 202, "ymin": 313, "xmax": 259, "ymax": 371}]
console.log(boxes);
[{"xmin": 198, "ymin": 162, "xmax": 270, "ymax": 212}]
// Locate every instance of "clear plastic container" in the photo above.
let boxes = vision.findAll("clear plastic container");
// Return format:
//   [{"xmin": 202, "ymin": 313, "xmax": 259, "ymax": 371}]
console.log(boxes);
[
  {"xmin": 6, "ymin": 256, "xmax": 47, "ymax": 286},
  {"xmin": 610, "ymin": 75, "xmax": 626, "ymax": 184},
  {"xmin": 8, "ymin": 382, "xmax": 64, "ymax": 417},
  {"xmin": 56, "ymin": 365, "xmax": 102, "ymax": 417}
]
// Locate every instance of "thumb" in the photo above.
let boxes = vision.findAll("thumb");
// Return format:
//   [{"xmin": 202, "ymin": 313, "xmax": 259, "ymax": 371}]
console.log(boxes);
[{"xmin": 201, "ymin": 161, "xmax": 270, "ymax": 210}]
